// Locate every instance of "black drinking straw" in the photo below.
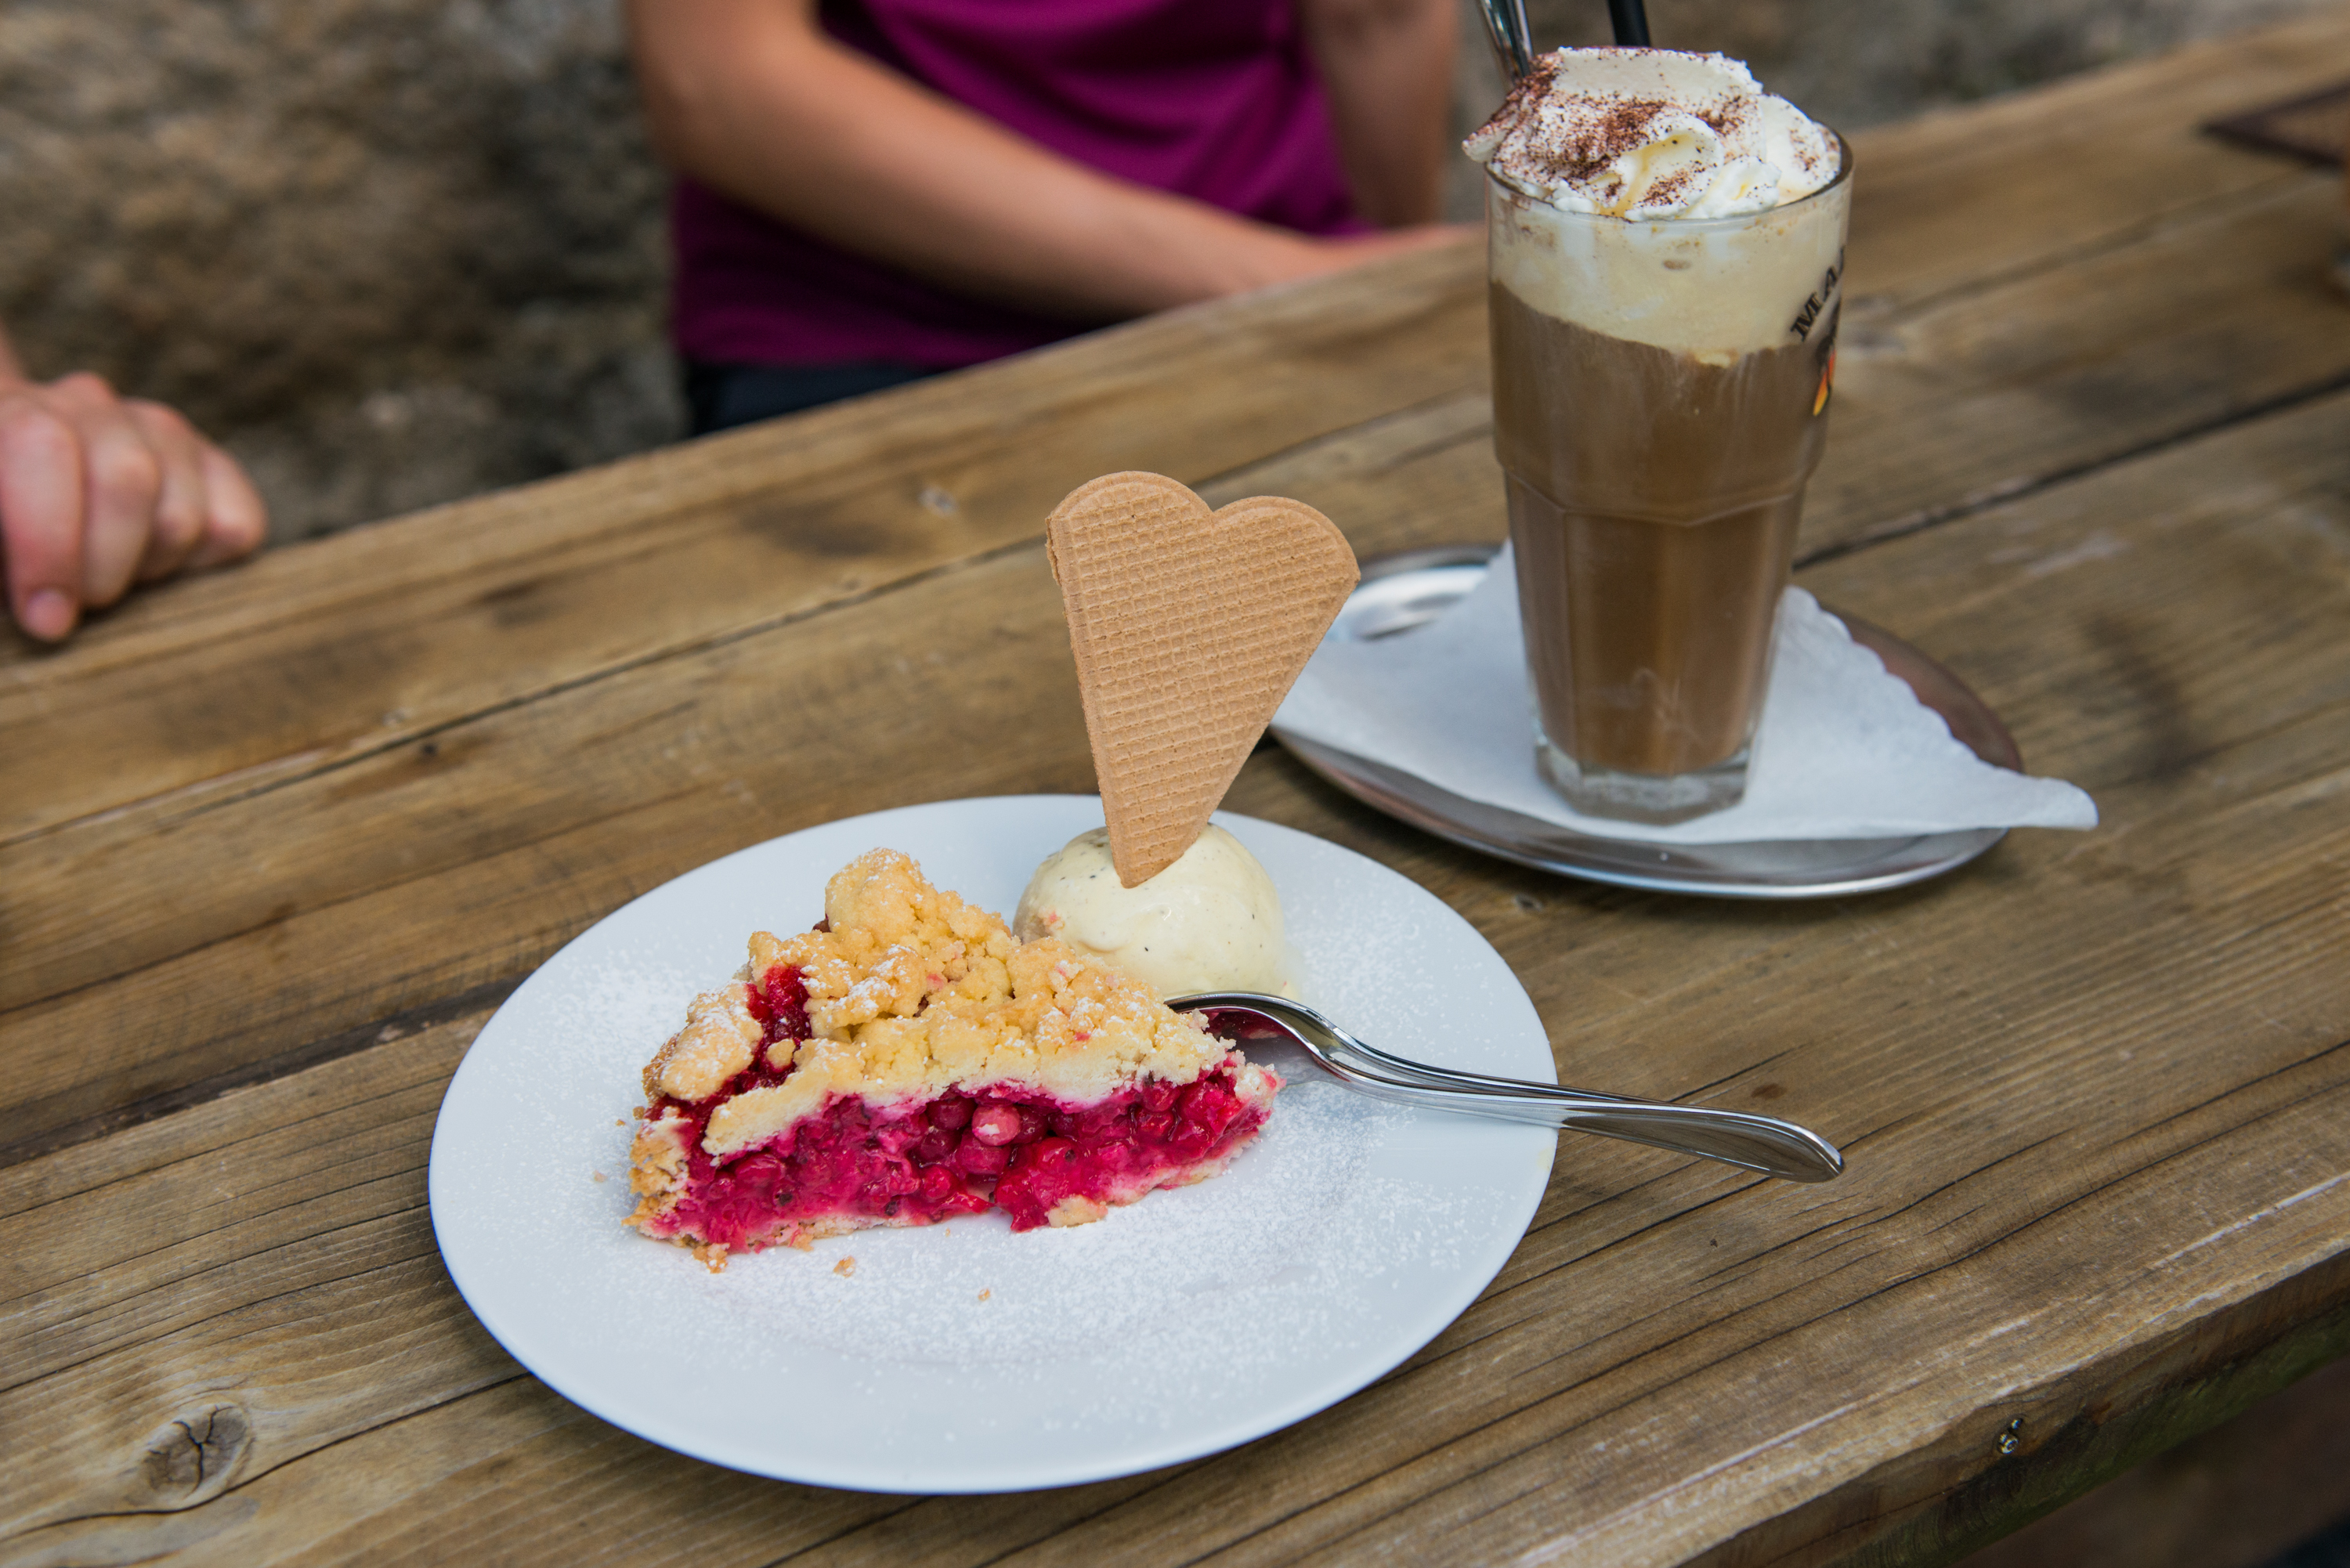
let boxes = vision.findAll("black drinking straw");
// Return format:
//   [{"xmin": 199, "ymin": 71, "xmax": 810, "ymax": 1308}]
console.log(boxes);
[{"xmin": 1609, "ymin": 0, "xmax": 1652, "ymax": 46}]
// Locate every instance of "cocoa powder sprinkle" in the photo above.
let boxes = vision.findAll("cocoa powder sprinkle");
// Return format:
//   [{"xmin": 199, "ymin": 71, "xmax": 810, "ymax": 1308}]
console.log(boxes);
[{"xmin": 1464, "ymin": 45, "xmax": 1835, "ymax": 217}]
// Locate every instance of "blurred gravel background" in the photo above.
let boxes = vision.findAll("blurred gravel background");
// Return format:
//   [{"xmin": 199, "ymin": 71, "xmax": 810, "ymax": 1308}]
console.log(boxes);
[{"xmin": 0, "ymin": 0, "xmax": 2330, "ymax": 541}]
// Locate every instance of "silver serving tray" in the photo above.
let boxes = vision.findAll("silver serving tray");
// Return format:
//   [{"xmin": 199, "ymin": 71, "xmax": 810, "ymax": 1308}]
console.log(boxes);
[{"xmin": 1271, "ymin": 546, "xmax": 2019, "ymax": 899}]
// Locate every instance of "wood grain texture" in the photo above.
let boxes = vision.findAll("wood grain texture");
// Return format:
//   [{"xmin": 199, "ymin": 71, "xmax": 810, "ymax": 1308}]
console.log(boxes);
[
  {"xmin": 0, "ymin": 244, "xmax": 1484, "ymax": 847},
  {"xmin": 5, "ymin": 374, "xmax": 2348, "ymax": 1566},
  {"xmin": 1948, "ymin": 1357, "xmax": 2350, "ymax": 1568},
  {"xmin": 0, "ymin": 543, "xmax": 1094, "ymax": 1159},
  {"xmin": 1839, "ymin": 7, "xmax": 2350, "ymax": 310},
  {"xmin": 10, "ymin": 144, "xmax": 2350, "ymax": 1154},
  {"xmin": 8, "ymin": 17, "xmax": 2350, "ymax": 1563},
  {"xmin": 1191, "ymin": 161, "xmax": 2350, "ymax": 575},
  {"xmin": 4, "ymin": 9, "xmax": 2348, "ymax": 862}
]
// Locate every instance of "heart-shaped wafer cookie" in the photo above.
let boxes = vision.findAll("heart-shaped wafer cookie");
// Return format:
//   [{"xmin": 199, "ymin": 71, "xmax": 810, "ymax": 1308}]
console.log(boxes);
[{"xmin": 1047, "ymin": 471, "xmax": 1358, "ymax": 886}]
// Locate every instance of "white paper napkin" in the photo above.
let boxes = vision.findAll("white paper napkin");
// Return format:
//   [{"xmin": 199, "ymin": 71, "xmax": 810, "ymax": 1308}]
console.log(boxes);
[{"xmin": 1273, "ymin": 545, "xmax": 2097, "ymax": 845}]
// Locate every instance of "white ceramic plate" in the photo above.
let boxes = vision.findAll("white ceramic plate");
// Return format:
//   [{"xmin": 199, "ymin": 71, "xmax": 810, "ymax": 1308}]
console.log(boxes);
[{"xmin": 428, "ymin": 796, "xmax": 1556, "ymax": 1493}]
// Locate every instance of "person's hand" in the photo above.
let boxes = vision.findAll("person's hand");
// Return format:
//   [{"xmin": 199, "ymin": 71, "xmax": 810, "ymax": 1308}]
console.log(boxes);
[
  {"xmin": 0, "ymin": 370, "xmax": 266, "ymax": 643},
  {"xmin": 1233, "ymin": 222, "xmax": 1480, "ymax": 294},
  {"xmin": 1311, "ymin": 222, "xmax": 1481, "ymax": 271}
]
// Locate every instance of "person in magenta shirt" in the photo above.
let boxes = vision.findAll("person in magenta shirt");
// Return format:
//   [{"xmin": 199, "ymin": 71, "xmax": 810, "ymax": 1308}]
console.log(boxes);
[{"xmin": 628, "ymin": 0, "xmax": 1464, "ymax": 433}]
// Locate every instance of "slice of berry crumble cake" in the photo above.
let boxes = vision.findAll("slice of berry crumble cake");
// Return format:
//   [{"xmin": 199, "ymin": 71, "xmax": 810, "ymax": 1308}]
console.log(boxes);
[{"xmin": 627, "ymin": 848, "xmax": 1281, "ymax": 1268}]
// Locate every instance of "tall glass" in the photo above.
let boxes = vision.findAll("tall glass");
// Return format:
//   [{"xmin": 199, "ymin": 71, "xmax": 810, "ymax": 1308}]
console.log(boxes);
[{"xmin": 1487, "ymin": 143, "xmax": 1852, "ymax": 824}]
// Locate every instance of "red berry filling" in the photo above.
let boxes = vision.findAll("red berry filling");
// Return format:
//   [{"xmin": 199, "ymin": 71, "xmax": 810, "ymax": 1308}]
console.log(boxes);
[{"xmin": 641, "ymin": 963, "xmax": 1272, "ymax": 1252}]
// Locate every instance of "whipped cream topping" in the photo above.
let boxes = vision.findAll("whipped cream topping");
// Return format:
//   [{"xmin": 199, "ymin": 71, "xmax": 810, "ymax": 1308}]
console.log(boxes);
[{"xmin": 1466, "ymin": 49, "xmax": 1836, "ymax": 221}]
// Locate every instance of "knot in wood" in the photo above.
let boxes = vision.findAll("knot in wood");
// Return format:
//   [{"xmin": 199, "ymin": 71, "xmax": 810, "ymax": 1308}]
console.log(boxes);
[{"xmin": 139, "ymin": 1404, "xmax": 251, "ymax": 1507}]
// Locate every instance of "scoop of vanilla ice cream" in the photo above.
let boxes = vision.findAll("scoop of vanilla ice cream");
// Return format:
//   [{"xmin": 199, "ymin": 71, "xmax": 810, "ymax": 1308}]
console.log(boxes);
[
  {"xmin": 1464, "ymin": 48, "xmax": 1836, "ymax": 220},
  {"xmin": 1014, "ymin": 826, "xmax": 1288, "ymax": 999}
]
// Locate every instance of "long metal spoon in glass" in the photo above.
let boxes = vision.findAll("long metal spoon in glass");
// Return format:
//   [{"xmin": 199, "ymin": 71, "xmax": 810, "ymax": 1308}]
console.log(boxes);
[
  {"xmin": 1169, "ymin": 992, "xmax": 1844, "ymax": 1183},
  {"xmin": 1478, "ymin": 0, "xmax": 1652, "ymax": 81},
  {"xmin": 1477, "ymin": 0, "xmax": 1534, "ymax": 81}
]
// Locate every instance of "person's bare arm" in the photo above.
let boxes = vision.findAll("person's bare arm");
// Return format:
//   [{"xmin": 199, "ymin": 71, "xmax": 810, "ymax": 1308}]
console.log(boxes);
[
  {"xmin": 0, "ymin": 321, "xmax": 266, "ymax": 642},
  {"xmin": 626, "ymin": 0, "xmax": 1458, "ymax": 323},
  {"xmin": 1298, "ymin": 0, "xmax": 1461, "ymax": 226}
]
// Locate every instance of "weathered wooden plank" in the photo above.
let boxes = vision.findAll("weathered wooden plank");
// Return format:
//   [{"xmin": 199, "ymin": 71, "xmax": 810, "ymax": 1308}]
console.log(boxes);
[
  {"xmin": 5, "ymin": 378, "xmax": 2348, "ymax": 1567},
  {"xmin": 4, "ymin": 785, "xmax": 2342, "ymax": 1564},
  {"xmin": 3, "ymin": 9, "xmax": 2346, "ymax": 857},
  {"xmin": 9, "ymin": 24, "xmax": 2350, "ymax": 1559},
  {"xmin": 1195, "ymin": 165, "xmax": 2350, "ymax": 574},
  {"xmin": 1813, "ymin": 172, "xmax": 2350, "ymax": 558},
  {"xmin": 0, "ymin": 1014, "xmax": 887, "ymax": 1565},
  {"xmin": 0, "ymin": 1012, "xmax": 494, "ymax": 1398},
  {"xmin": 1842, "ymin": 7, "xmax": 2350, "ymax": 310},
  {"xmin": 10, "ymin": 210, "xmax": 2350, "ymax": 1156},
  {"xmin": 1951, "ymin": 1358, "xmax": 2350, "ymax": 1568},
  {"xmin": 0, "ymin": 544, "xmax": 1094, "ymax": 1160},
  {"xmin": 3, "ymin": 815, "xmax": 2341, "ymax": 1565},
  {"xmin": 0, "ymin": 244, "xmax": 1486, "ymax": 847},
  {"xmin": 4, "ymin": 165, "xmax": 2350, "ymax": 1123},
  {"xmin": 1722, "ymin": 1307, "xmax": 2350, "ymax": 1568}
]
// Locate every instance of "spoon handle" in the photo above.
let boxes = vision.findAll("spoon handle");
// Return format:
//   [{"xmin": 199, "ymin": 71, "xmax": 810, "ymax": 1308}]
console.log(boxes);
[
  {"xmin": 1317, "ymin": 1076, "xmax": 1844, "ymax": 1183},
  {"xmin": 1477, "ymin": 0, "xmax": 1534, "ymax": 82},
  {"xmin": 1174, "ymin": 992, "xmax": 1845, "ymax": 1183}
]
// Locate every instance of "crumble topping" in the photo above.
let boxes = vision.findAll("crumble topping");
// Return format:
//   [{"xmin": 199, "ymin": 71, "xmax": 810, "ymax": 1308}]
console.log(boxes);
[
  {"xmin": 623, "ymin": 847, "xmax": 1282, "ymax": 1257},
  {"xmin": 642, "ymin": 983, "xmax": 762, "ymax": 1101},
  {"xmin": 653, "ymin": 849, "xmax": 1240, "ymax": 1158}
]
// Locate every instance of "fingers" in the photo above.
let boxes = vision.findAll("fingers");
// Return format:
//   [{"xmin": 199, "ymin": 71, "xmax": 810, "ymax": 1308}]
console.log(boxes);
[
  {"xmin": 0, "ymin": 374, "xmax": 267, "ymax": 641},
  {"xmin": 186, "ymin": 442, "xmax": 267, "ymax": 569},
  {"xmin": 124, "ymin": 399, "xmax": 214, "ymax": 582},
  {"xmin": 1335, "ymin": 222, "xmax": 1479, "ymax": 262},
  {"xmin": 121, "ymin": 396, "xmax": 266, "ymax": 575},
  {"xmin": 0, "ymin": 389, "xmax": 87, "ymax": 641},
  {"xmin": 47, "ymin": 372, "xmax": 162, "ymax": 608}
]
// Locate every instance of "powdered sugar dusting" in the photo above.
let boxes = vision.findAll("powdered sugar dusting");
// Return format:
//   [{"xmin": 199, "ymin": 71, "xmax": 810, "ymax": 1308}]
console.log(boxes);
[
  {"xmin": 689, "ymin": 1082, "xmax": 1444, "ymax": 1367},
  {"xmin": 430, "ymin": 797, "xmax": 1554, "ymax": 1488}
]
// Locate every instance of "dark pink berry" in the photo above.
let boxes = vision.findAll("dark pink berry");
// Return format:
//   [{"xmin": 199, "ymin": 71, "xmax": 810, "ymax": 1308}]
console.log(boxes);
[{"xmin": 971, "ymin": 1104, "xmax": 1022, "ymax": 1146}]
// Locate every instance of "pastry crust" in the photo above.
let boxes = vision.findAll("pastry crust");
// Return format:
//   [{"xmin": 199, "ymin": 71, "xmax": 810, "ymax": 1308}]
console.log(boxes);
[
  {"xmin": 624, "ymin": 847, "xmax": 1278, "ymax": 1255},
  {"xmin": 642, "ymin": 985, "xmax": 761, "ymax": 1103},
  {"xmin": 663, "ymin": 849, "xmax": 1240, "ymax": 1158}
]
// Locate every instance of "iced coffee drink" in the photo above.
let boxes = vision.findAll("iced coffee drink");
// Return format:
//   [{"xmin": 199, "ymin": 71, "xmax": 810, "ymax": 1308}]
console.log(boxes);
[{"xmin": 1467, "ymin": 50, "xmax": 1849, "ymax": 823}]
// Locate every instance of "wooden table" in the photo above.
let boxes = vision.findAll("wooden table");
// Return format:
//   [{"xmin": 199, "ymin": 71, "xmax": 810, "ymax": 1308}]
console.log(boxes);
[{"xmin": 8, "ymin": 15, "xmax": 2350, "ymax": 1564}]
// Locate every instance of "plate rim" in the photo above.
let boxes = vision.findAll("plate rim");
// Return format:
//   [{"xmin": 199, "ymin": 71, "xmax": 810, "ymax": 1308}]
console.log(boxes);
[{"xmin": 426, "ymin": 794, "xmax": 1556, "ymax": 1492}]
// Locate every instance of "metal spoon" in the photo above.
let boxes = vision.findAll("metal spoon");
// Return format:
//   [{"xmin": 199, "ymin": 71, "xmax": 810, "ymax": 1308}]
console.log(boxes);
[
  {"xmin": 1170, "ymin": 992, "xmax": 1845, "ymax": 1183},
  {"xmin": 1477, "ymin": 0, "xmax": 1535, "ymax": 82},
  {"xmin": 1478, "ymin": 0, "xmax": 1652, "ymax": 85}
]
